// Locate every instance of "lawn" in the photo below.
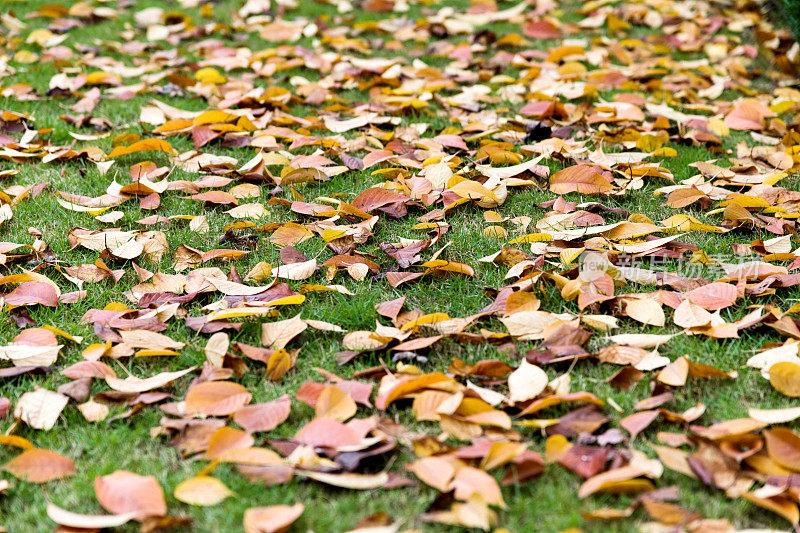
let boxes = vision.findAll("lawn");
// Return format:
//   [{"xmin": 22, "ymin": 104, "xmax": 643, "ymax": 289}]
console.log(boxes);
[{"xmin": 1, "ymin": 0, "xmax": 800, "ymax": 531}]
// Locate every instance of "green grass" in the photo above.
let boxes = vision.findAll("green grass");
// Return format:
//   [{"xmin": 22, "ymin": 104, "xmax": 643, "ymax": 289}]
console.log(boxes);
[
  {"xmin": 0, "ymin": 0, "xmax": 799, "ymax": 531},
  {"xmin": 779, "ymin": 0, "xmax": 800, "ymax": 40}
]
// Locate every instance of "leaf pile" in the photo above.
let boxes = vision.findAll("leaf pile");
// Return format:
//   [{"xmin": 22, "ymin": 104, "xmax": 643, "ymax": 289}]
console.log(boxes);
[{"xmin": 1, "ymin": 0, "xmax": 800, "ymax": 530}]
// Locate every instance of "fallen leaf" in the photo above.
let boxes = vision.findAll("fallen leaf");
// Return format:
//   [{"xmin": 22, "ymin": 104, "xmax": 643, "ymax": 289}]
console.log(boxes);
[
  {"xmin": 13, "ymin": 387, "xmax": 68, "ymax": 430},
  {"xmin": 3, "ymin": 449, "xmax": 75, "ymax": 482},
  {"xmin": 185, "ymin": 381, "xmax": 253, "ymax": 416},
  {"xmin": 95, "ymin": 470, "xmax": 167, "ymax": 519},
  {"xmin": 508, "ymin": 360, "xmax": 548, "ymax": 404},
  {"xmin": 173, "ymin": 476, "xmax": 233, "ymax": 506},
  {"xmin": 243, "ymin": 503, "xmax": 305, "ymax": 533},
  {"xmin": 46, "ymin": 503, "xmax": 137, "ymax": 529}
]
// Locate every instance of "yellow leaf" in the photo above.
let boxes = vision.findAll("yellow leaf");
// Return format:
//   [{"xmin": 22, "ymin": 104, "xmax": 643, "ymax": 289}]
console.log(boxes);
[
  {"xmin": 195, "ymin": 67, "xmax": 226, "ymax": 84},
  {"xmin": 770, "ymin": 362, "xmax": 800, "ymax": 397},
  {"xmin": 315, "ymin": 385, "xmax": 357, "ymax": 421},
  {"xmin": 205, "ymin": 308, "xmax": 275, "ymax": 322},
  {"xmin": 707, "ymin": 118, "xmax": 729, "ymax": 137},
  {"xmin": 266, "ymin": 349, "xmax": 292, "ymax": 382},
  {"xmin": 508, "ymin": 233, "xmax": 553, "ymax": 243},
  {"xmin": 401, "ymin": 313, "xmax": 450, "ymax": 331},
  {"xmin": 194, "ymin": 110, "xmax": 239, "ymax": 125},
  {"xmin": 83, "ymin": 342, "xmax": 111, "ymax": 361},
  {"xmin": 107, "ymin": 139, "xmax": 176, "ymax": 158},
  {"xmin": 173, "ymin": 476, "xmax": 233, "ymax": 506},
  {"xmin": 85, "ymin": 71, "xmax": 121, "ymax": 85},
  {"xmin": 652, "ymin": 147, "xmax": 677, "ymax": 157},
  {"xmin": 135, "ymin": 349, "xmax": 181, "ymax": 357}
]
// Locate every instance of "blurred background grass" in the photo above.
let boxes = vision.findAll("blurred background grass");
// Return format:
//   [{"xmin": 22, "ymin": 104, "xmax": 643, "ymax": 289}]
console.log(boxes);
[{"xmin": 777, "ymin": 0, "xmax": 800, "ymax": 39}]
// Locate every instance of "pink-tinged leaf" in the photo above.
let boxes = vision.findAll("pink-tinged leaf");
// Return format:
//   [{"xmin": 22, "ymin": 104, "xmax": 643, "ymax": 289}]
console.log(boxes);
[
  {"xmin": 723, "ymin": 98, "xmax": 774, "ymax": 130},
  {"xmin": 94, "ymin": 470, "xmax": 167, "ymax": 519},
  {"xmin": 294, "ymin": 418, "xmax": 361, "ymax": 448},
  {"xmin": 522, "ymin": 20, "xmax": 562, "ymax": 39},
  {"xmin": 233, "ymin": 395, "xmax": 291, "ymax": 433},
  {"xmin": 5, "ymin": 281, "xmax": 59, "ymax": 307},
  {"xmin": 685, "ymin": 282, "xmax": 738, "ymax": 310},
  {"xmin": 620, "ymin": 410, "xmax": 660, "ymax": 440}
]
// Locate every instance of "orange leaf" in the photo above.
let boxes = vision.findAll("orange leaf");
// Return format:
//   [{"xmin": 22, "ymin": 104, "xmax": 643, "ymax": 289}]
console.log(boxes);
[
  {"xmin": 185, "ymin": 381, "xmax": 252, "ymax": 416},
  {"xmin": 549, "ymin": 165, "xmax": 613, "ymax": 195},
  {"xmin": 3, "ymin": 448, "xmax": 75, "ymax": 483},
  {"xmin": 206, "ymin": 427, "xmax": 255, "ymax": 459},
  {"xmin": 107, "ymin": 139, "xmax": 177, "ymax": 158}
]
